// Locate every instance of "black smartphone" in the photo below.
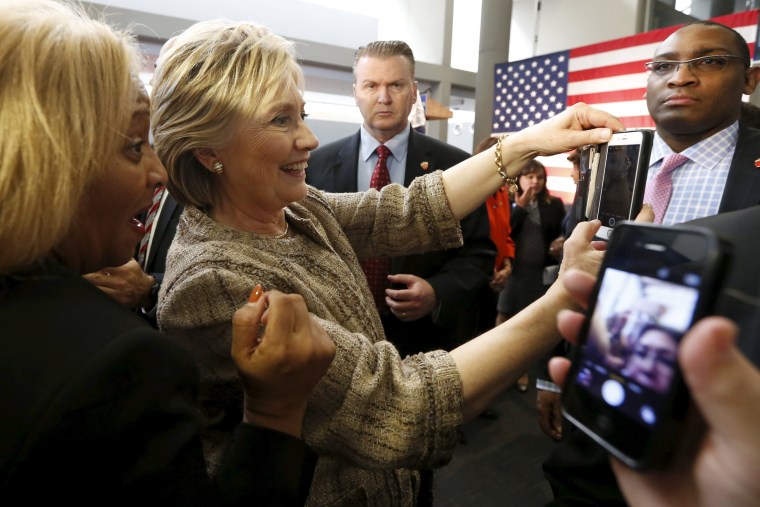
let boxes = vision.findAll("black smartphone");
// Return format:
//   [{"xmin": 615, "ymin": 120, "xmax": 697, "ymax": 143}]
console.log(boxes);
[
  {"xmin": 592, "ymin": 130, "xmax": 653, "ymax": 240},
  {"xmin": 561, "ymin": 222, "xmax": 731, "ymax": 469}
]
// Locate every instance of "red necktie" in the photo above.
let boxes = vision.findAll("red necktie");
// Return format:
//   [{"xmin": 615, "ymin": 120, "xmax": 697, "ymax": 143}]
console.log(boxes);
[
  {"xmin": 361, "ymin": 145, "xmax": 393, "ymax": 313},
  {"xmin": 644, "ymin": 153, "xmax": 689, "ymax": 224},
  {"xmin": 137, "ymin": 185, "xmax": 165, "ymax": 268}
]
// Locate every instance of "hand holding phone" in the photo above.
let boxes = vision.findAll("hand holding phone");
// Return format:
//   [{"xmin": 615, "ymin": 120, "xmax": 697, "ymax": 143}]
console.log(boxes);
[{"xmin": 561, "ymin": 222, "xmax": 731, "ymax": 469}]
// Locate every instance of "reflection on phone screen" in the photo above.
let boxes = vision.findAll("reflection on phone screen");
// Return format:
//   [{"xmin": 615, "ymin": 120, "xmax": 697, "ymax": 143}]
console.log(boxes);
[
  {"xmin": 598, "ymin": 145, "xmax": 642, "ymax": 227},
  {"xmin": 576, "ymin": 268, "xmax": 698, "ymax": 427}
]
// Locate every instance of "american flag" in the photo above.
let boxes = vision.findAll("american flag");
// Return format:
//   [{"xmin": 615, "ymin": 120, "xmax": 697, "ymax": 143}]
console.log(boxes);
[{"xmin": 492, "ymin": 9, "xmax": 759, "ymax": 204}]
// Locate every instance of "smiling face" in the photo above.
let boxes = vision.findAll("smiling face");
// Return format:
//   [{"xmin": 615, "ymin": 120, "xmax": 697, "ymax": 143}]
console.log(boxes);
[
  {"xmin": 211, "ymin": 77, "xmax": 318, "ymax": 224},
  {"xmin": 57, "ymin": 89, "xmax": 167, "ymax": 272},
  {"xmin": 646, "ymin": 24, "xmax": 758, "ymax": 151},
  {"xmin": 353, "ymin": 54, "xmax": 418, "ymax": 143},
  {"xmin": 623, "ymin": 328, "xmax": 678, "ymax": 393}
]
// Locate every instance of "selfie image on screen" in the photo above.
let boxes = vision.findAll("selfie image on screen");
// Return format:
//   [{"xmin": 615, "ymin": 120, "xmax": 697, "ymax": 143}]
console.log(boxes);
[
  {"xmin": 598, "ymin": 144, "xmax": 641, "ymax": 226},
  {"xmin": 577, "ymin": 268, "xmax": 698, "ymax": 425}
]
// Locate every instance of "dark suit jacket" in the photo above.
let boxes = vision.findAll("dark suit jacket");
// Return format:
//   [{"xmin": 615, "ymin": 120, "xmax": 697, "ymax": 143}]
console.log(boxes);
[
  {"xmin": 510, "ymin": 195, "xmax": 567, "ymax": 268},
  {"xmin": 542, "ymin": 125, "xmax": 760, "ymax": 506},
  {"xmin": 307, "ymin": 129, "xmax": 495, "ymax": 354},
  {"xmin": 140, "ymin": 192, "xmax": 183, "ymax": 327},
  {"xmin": 1, "ymin": 261, "xmax": 314, "ymax": 505}
]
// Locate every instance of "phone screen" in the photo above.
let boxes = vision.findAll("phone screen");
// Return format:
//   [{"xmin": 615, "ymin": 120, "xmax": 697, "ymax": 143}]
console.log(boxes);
[
  {"xmin": 597, "ymin": 143, "xmax": 643, "ymax": 228},
  {"xmin": 574, "ymin": 267, "xmax": 696, "ymax": 424},
  {"xmin": 562, "ymin": 223, "xmax": 726, "ymax": 468},
  {"xmin": 593, "ymin": 130, "xmax": 652, "ymax": 241}
]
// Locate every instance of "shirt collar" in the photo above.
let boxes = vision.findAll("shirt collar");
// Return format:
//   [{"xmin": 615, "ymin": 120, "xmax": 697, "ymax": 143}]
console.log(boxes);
[
  {"xmin": 650, "ymin": 121, "xmax": 739, "ymax": 169},
  {"xmin": 359, "ymin": 123, "xmax": 411, "ymax": 162}
]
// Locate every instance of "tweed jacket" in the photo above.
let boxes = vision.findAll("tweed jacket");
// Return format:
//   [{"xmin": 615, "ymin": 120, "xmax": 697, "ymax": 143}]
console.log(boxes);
[{"xmin": 158, "ymin": 172, "xmax": 464, "ymax": 506}]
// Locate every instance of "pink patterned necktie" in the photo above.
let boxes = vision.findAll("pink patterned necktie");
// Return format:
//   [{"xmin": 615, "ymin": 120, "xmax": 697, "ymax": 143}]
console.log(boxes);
[
  {"xmin": 361, "ymin": 145, "xmax": 393, "ymax": 313},
  {"xmin": 644, "ymin": 153, "xmax": 689, "ymax": 224},
  {"xmin": 137, "ymin": 185, "xmax": 165, "ymax": 268}
]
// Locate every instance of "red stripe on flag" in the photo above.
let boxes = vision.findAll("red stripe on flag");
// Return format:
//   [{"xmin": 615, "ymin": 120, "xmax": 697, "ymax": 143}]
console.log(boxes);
[
  {"xmin": 570, "ymin": 25, "xmax": 683, "ymax": 57},
  {"xmin": 568, "ymin": 60, "xmax": 650, "ymax": 82},
  {"xmin": 620, "ymin": 115, "xmax": 656, "ymax": 129},
  {"xmin": 567, "ymin": 88, "xmax": 647, "ymax": 106}
]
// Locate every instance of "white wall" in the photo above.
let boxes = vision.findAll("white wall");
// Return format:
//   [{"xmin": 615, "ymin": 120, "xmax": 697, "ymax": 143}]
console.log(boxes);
[{"xmin": 510, "ymin": 0, "xmax": 641, "ymax": 61}]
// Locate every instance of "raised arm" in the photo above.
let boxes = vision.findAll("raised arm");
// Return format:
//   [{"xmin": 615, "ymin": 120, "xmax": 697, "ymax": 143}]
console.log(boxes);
[
  {"xmin": 450, "ymin": 219, "xmax": 607, "ymax": 421},
  {"xmin": 441, "ymin": 104, "xmax": 623, "ymax": 220}
]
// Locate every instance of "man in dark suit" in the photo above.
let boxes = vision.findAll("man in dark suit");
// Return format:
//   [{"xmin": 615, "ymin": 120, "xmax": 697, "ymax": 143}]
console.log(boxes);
[
  {"xmin": 83, "ymin": 189, "xmax": 183, "ymax": 328},
  {"xmin": 307, "ymin": 40, "xmax": 494, "ymax": 357},
  {"xmin": 138, "ymin": 189, "xmax": 184, "ymax": 326},
  {"xmin": 540, "ymin": 20, "xmax": 760, "ymax": 506}
]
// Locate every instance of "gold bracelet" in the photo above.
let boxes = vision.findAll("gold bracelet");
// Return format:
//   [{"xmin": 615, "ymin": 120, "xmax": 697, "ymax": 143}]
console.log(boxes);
[{"xmin": 494, "ymin": 134, "xmax": 519, "ymax": 195}]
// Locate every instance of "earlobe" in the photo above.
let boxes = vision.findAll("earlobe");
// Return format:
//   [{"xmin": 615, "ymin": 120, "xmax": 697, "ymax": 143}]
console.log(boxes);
[{"xmin": 192, "ymin": 147, "xmax": 219, "ymax": 171}]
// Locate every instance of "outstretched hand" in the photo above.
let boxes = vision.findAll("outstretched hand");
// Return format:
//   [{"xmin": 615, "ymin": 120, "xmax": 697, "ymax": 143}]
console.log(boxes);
[
  {"xmin": 550, "ymin": 269, "xmax": 760, "ymax": 507},
  {"xmin": 511, "ymin": 103, "xmax": 625, "ymax": 158},
  {"xmin": 231, "ymin": 288, "xmax": 336, "ymax": 437}
]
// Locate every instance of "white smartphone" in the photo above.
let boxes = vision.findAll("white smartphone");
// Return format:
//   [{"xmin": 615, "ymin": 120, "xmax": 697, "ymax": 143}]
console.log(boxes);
[{"xmin": 593, "ymin": 130, "xmax": 653, "ymax": 240}]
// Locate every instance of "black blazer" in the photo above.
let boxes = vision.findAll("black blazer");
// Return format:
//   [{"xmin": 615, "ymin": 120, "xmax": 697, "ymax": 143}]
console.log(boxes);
[
  {"xmin": 145, "ymin": 191, "xmax": 183, "ymax": 280},
  {"xmin": 140, "ymin": 192, "xmax": 183, "ymax": 327},
  {"xmin": 510, "ymin": 195, "xmax": 566, "ymax": 267},
  {"xmin": 0, "ymin": 262, "xmax": 314, "ymax": 505},
  {"xmin": 307, "ymin": 129, "xmax": 496, "ymax": 353}
]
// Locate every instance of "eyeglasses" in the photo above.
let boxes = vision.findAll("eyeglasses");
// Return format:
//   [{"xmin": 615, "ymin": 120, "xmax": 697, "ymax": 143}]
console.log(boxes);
[{"xmin": 644, "ymin": 54, "xmax": 748, "ymax": 76}]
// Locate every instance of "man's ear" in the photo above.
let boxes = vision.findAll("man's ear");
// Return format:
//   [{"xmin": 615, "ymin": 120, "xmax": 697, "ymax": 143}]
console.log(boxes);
[
  {"xmin": 743, "ymin": 65, "xmax": 760, "ymax": 95},
  {"xmin": 192, "ymin": 147, "xmax": 220, "ymax": 171},
  {"xmin": 353, "ymin": 83, "xmax": 358, "ymax": 105}
]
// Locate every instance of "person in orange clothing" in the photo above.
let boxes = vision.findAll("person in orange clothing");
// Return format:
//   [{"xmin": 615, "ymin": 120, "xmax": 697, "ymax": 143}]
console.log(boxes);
[
  {"xmin": 473, "ymin": 137, "xmax": 519, "ymax": 400},
  {"xmin": 476, "ymin": 136, "xmax": 516, "ymax": 296}
]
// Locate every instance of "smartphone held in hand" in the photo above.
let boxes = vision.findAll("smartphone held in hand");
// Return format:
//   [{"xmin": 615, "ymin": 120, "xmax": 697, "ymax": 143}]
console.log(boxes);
[
  {"xmin": 561, "ymin": 222, "xmax": 731, "ymax": 469},
  {"xmin": 586, "ymin": 129, "xmax": 654, "ymax": 240}
]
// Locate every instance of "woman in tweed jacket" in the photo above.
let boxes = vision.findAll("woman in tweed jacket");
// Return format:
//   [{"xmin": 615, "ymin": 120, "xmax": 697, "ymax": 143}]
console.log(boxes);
[{"xmin": 151, "ymin": 19, "xmax": 621, "ymax": 506}]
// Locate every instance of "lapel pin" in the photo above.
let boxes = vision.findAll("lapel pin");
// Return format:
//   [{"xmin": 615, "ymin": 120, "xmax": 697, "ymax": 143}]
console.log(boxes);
[
  {"xmin": 420, "ymin": 161, "xmax": 429, "ymax": 170},
  {"xmin": 755, "ymin": 158, "xmax": 760, "ymax": 168}
]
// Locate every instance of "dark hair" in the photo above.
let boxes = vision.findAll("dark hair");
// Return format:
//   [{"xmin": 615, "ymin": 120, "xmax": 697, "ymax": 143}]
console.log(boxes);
[
  {"xmin": 515, "ymin": 159, "xmax": 552, "ymax": 204},
  {"xmin": 567, "ymin": 147, "xmax": 581, "ymax": 165},
  {"xmin": 353, "ymin": 40, "xmax": 415, "ymax": 78},
  {"xmin": 679, "ymin": 21, "xmax": 750, "ymax": 66},
  {"xmin": 473, "ymin": 135, "xmax": 498, "ymax": 155}
]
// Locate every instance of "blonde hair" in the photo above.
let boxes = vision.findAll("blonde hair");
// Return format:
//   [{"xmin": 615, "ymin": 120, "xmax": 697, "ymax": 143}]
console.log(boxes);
[
  {"xmin": 151, "ymin": 19, "xmax": 303, "ymax": 208},
  {"xmin": 0, "ymin": 0, "xmax": 140, "ymax": 274}
]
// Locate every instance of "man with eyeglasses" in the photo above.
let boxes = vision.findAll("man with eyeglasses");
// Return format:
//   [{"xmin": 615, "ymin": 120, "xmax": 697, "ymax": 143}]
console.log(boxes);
[{"xmin": 540, "ymin": 20, "xmax": 760, "ymax": 507}]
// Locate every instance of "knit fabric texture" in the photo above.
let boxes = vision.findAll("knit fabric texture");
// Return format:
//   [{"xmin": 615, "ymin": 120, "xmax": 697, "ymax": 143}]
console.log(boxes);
[{"xmin": 158, "ymin": 171, "xmax": 464, "ymax": 506}]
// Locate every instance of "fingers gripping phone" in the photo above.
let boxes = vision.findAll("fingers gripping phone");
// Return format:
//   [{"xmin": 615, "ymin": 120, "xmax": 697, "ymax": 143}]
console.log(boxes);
[
  {"xmin": 592, "ymin": 130, "xmax": 653, "ymax": 240},
  {"xmin": 561, "ymin": 222, "xmax": 731, "ymax": 469}
]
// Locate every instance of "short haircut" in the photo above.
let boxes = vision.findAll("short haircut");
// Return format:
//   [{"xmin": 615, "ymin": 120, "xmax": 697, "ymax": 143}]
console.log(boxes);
[
  {"xmin": 151, "ymin": 20, "xmax": 303, "ymax": 208},
  {"xmin": 0, "ymin": 0, "xmax": 139, "ymax": 274},
  {"xmin": 353, "ymin": 40, "xmax": 415, "ymax": 80},
  {"xmin": 679, "ymin": 20, "xmax": 751, "ymax": 65}
]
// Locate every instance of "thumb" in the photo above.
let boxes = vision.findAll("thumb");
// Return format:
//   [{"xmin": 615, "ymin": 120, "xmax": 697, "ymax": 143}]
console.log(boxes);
[
  {"xmin": 634, "ymin": 203, "xmax": 655, "ymax": 223},
  {"xmin": 232, "ymin": 294, "xmax": 267, "ymax": 359}
]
